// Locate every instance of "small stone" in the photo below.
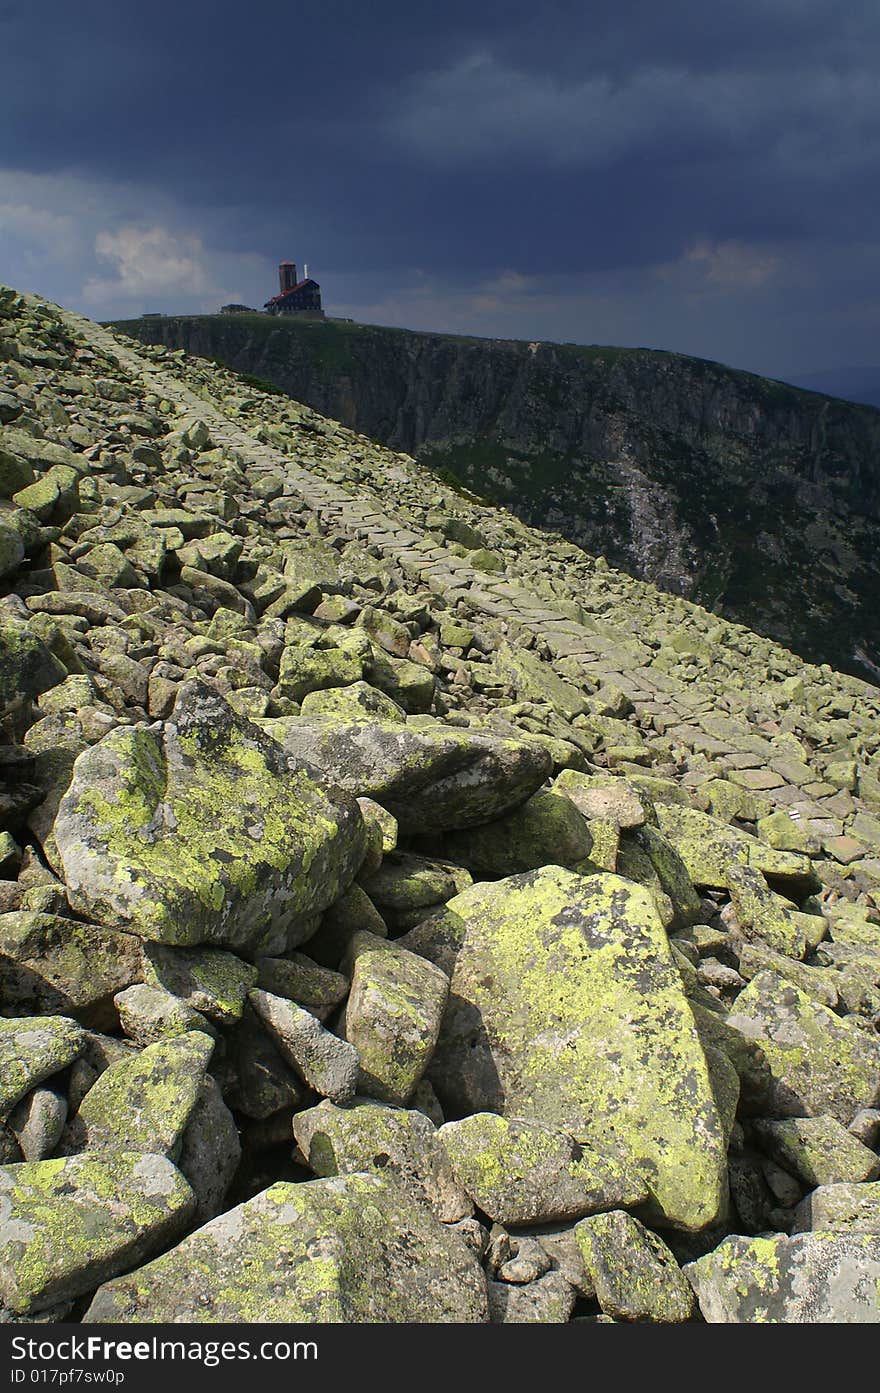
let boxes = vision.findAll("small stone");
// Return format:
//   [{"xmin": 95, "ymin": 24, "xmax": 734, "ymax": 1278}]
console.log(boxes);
[
  {"xmin": 0, "ymin": 622, "xmax": 65, "ymax": 712},
  {"xmin": 340, "ymin": 932, "xmax": 449, "ymax": 1105},
  {"xmin": 552, "ymin": 770, "xmax": 646, "ymax": 828},
  {"xmin": 442, "ymin": 790, "xmax": 592, "ymax": 879},
  {"xmin": 114, "ymin": 983, "xmax": 216, "ymax": 1046},
  {"xmin": 575, "ymin": 1210, "xmax": 696, "ymax": 1322},
  {"xmin": 726, "ymin": 864, "xmax": 807, "ymax": 958},
  {"xmin": 215, "ymin": 1003, "xmax": 303, "ymax": 1120},
  {"xmin": 249, "ymin": 988, "xmax": 359, "ymax": 1104},
  {"xmin": 486, "ymin": 1270, "xmax": 577, "ymax": 1323},
  {"xmin": 849, "ymin": 1108, "xmax": 880, "ymax": 1149},
  {"xmin": 6, "ymin": 1086, "xmax": 67, "ymax": 1161},
  {"xmin": 305, "ymin": 885, "xmax": 388, "ymax": 969},
  {"xmin": 276, "ymin": 644, "xmax": 362, "ymax": 701}
]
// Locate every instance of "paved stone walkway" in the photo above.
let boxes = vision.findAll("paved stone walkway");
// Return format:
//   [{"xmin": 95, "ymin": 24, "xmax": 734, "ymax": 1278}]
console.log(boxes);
[{"xmin": 67, "ymin": 312, "xmax": 880, "ymax": 875}]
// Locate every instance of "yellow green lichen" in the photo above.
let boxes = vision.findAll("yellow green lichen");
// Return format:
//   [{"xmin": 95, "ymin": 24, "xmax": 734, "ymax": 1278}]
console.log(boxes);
[
  {"xmin": 58, "ymin": 708, "xmax": 365, "ymax": 952},
  {"xmin": 429, "ymin": 867, "xmax": 727, "ymax": 1231},
  {"xmin": 85, "ymin": 1174, "xmax": 487, "ymax": 1322},
  {"xmin": 0, "ymin": 1152, "xmax": 194, "ymax": 1315}
]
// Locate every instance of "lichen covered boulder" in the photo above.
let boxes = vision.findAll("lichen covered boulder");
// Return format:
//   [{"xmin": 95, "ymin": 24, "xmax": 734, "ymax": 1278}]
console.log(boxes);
[
  {"xmin": 54, "ymin": 680, "xmax": 366, "ymax": 954},
  {"xmin": 752, "ymin": 1116, "xmax": 880, "ymax": 1187},
  {"xmin": 84, "ymin": 1173, "xmax": 489, "ymax": 1322},
  {"xmin": 340, "ymin": 932, "xmax": 449, "ymax": 1105},
  {"xmin": 0, "ymin": 1015, "xmax": 85, "ymax": 1119},
  {"xmin": 293, "ymin": 1099, "xmax": 471, "ymax": 1221},
  {"xmin": 0, "ymin": 912, "xmax": 143, "ymax": 1027},
  {"xmin": 415, "ymin": 868, "xmax": 727, "ymax": 1230},
  {"xmin": 438, "ymin": 1113, "xmax": 649, "ymax": 1226},
  {"xmin": 684, "ymin": 1232, "xmax": 880, "ymax": 1322},
  {"xmin": 575, "ymin": 1210, "xmax": 696, "ymax": 1323},
  {"xmin": 267, "ymin": 714, "xmax": 552, "ymax": 833},
  {"xmin": 655, "ymin": 804, "xmax": 817, "ymax": 892},
  {"xmin": 0, "ymin": 622, "xmax": 65, "ymax": 711},
  {"xmin": 141, "ymin": 944, "xmax": 257, "ymax": 1024},
  {"xmin": 0, "ymin": 1151, "xmax": 194, "ymax": 1316},
  {"xmin": 63, "ymin": 1031, "xmax": 214, "ymax": 1156},
  {"xmin": 792, "ymin": 1183, "xmax": 880, "ymax": 1234},
  {"xmin": 441, "ymin": 790, "xmax": 592, "ymax": 879},
  {"xmin": 726, "ymin": 969, "xmax": 880, "ymax": 1124},
  {"xmin": 177, "ymin": 1076, "xmax": 241, "ymax": 1224}
]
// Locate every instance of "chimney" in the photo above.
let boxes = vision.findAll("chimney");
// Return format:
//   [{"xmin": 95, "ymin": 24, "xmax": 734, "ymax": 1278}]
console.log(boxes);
[
  {"xmin": 279, "ymin": 261, "xmax": 297, "ymax": 293},
  {"xmin": 303, "ymin": 263, "xmax": 309, "ymax": 281}
]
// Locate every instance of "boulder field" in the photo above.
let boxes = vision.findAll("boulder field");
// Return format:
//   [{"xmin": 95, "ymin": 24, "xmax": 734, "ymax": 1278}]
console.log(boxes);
[{"xmin": 0, "ymin": 283, "xmax": 878, "ymax": 1323}]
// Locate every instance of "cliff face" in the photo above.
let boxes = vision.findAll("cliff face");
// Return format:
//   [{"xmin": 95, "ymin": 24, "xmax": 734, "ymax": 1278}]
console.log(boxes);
[{"xmin": 110, "ymin": 313, "xmax": 880, "ymax": 676}]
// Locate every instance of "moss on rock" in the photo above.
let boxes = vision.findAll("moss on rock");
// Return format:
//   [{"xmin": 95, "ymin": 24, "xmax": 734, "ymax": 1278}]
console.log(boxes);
[
  {"xmin": 0, "ymin": 1151, "xmax": 195, "ymax": 1316},
  {"xmin": 83, "ymin": 1173, "xmax": 488, "ymax": 1322},
  {"xmin": 54, "ymin": 680, "xmax": 366, "ymax": 954},
  {"xmin": 417, "ymin": 867, "xmax": 727, "ymax": 1230}
]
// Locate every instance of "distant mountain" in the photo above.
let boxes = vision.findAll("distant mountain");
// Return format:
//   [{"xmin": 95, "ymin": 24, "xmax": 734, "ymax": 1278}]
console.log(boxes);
[
  {"xmin": 109, "ymin": 312, "xmax": 880, "ymax": 679},
  {"xmin": 784, "ymin": 367, "xmax": 880, "ymax": 410}
]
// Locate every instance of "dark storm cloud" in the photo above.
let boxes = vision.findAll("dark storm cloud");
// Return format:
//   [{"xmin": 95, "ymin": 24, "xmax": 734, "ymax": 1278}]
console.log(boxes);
[{"xmin": 2, "ymin": 0, "xmax": 879, "ymax": 376}]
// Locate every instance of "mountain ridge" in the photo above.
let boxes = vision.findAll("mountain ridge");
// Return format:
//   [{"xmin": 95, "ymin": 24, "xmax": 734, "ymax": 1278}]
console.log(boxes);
[{"xmin": 109, "ymin": 312, "xmax": 880, "ymax": 679}]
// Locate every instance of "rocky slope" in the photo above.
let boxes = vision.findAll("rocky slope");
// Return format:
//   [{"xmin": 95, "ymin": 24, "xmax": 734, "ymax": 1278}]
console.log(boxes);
[
  {"xmin": 1, "ymin": 284, "xmax": 879, "ymax": 1323},
  {"xmin": 111, "ymin": 312, "xmax": 880, "ymax": 679}
]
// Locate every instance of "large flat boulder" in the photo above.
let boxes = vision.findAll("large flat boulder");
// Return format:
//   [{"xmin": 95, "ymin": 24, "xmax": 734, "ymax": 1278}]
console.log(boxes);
[
  {"xmin": 409, "ymin": 867, "xmax": 727, "ymax": 1230},
  {"xmin": 84, "ymin": 1173, "xmax": 488, "ymax": 1322},
  {"xmin": 655, "ymin": 804, "xmax": 817, "ymax": 892},
  {"xmin": 265, "ymin": 714, "xmax": 552, "ymax": 833},
  {"xmin": 0, "ymin": 1152, "xmax": 194, "ymax": 1316},
  {"xmin": 54, "ymin": 681, "xmax": 366, "ymax": 955},
  {"xmin": 684, "ymin": 1232, "xmax": 880, "ymax": 1322}
]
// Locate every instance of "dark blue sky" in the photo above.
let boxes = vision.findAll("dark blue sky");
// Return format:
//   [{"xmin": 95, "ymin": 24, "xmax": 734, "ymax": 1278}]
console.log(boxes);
[{"xmin": 2, "ymin": 0, "xmax": 879, "ymax": 379}]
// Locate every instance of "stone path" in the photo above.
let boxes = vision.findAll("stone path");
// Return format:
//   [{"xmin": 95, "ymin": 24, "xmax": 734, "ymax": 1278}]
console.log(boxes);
[{"xmin": 67, "ymin": 312, "xmax": 880, "ymax": 879}]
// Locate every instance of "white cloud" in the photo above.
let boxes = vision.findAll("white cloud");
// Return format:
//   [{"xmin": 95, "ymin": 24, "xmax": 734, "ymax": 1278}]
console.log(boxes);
[
  {"xmin": 0, "ymin": 167, "xmax": 272, "ymax": 316},
  {"xmin": 83, "ymin": 226, "xmax": 215, "ymax": 306}
]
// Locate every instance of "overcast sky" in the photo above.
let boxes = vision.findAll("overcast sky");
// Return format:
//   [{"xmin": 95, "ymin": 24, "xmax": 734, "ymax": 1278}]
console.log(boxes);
[{"xmin": 2, "ymin": 0, "xmax": 878, "ymax": 380}]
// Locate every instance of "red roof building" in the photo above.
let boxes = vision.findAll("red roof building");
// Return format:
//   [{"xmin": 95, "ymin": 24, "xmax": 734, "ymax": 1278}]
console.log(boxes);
[{"xmin": 265, "ymin": 262, "xmax": 324, "ymax": 316}]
